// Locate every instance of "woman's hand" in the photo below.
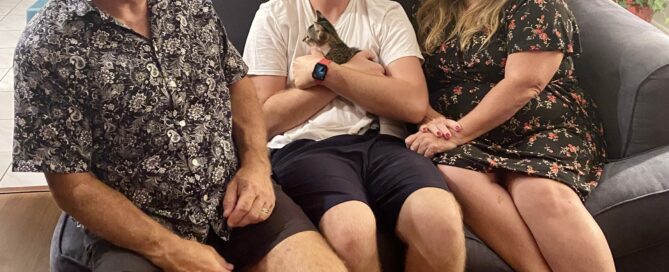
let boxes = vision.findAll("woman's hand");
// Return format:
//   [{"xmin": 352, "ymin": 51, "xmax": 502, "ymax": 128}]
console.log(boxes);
[
  {"xmin": 419, "ymin": 108, "xmax": 462, "ymax": 140},
  {"xmin": 405, "ymin": 131, "xmax": 459, "ymax": 158}
]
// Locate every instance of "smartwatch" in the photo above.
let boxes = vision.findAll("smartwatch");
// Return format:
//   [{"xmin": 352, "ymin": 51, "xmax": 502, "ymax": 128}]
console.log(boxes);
[{"xmin": 312, "ymin": 58, "xmax": 332, "ymax": 82}]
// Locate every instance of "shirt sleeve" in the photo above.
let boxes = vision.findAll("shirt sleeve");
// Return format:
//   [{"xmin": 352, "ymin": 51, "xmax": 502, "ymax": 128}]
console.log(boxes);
[
  {"xmin": 506, "ymin": 0, "xmax": 581, "ymax": 56},
  {"xmin": 12, "ymin": 45, "xmax": 93, "ymax": 173},
  {"xmin": 220, "ymin": 31, "xmax": 249, "ymax": 85},
  {"xmin": 377, "ymin": 4, "xmax": 424, "ymax": 67},
  {"xmin": 242, "ymin": 4, "xmax": 289, "ymax": 76}
]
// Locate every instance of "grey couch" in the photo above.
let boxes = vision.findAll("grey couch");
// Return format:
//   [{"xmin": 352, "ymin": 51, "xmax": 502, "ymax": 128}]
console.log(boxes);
[{"xmin": 213, "ymin": 0, "xmax": 669, "ymax": 270}]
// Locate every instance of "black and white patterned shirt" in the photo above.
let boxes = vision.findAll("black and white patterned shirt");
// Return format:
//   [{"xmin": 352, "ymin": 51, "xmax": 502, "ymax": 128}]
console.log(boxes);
[{"xmin": 12, "ymin": 0, "xmax": 248, "ymax": 241}]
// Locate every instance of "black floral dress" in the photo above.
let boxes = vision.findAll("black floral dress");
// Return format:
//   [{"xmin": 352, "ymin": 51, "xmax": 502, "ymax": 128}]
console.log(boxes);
[{"xmin": 423, "ymin": 0, "xmax": 606, "ymax": 200}]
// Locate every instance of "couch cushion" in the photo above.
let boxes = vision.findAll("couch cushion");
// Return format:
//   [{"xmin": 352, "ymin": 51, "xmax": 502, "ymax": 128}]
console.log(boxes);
[
  {"xmin": 586, "ymin": 145, "xmax": 669, "ymax": 258},
  {"xmin": 566, "ymin": 0, "xmax": 669, "ymax": 159}
]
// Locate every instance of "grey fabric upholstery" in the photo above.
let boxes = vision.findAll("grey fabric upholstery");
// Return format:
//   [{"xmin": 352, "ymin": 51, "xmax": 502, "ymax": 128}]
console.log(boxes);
[
  {"xmin": 587, "ymin": 145, "xmax": 669, "ymax": 262},
  {"xmin": 567, "ymin": 0, "xmax": 669, "ymax": 159}
]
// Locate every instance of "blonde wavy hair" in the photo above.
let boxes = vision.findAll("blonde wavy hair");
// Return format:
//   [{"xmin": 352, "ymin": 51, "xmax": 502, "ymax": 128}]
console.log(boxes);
[{"xmin": 416, "ymin": 0, "xmax": 509, "ymax": 53}]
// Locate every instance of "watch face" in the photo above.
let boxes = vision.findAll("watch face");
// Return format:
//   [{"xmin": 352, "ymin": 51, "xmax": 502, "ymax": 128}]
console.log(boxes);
[{"xmin": 312, "ymin": 63, "xmax": 328, "ymax": 81}]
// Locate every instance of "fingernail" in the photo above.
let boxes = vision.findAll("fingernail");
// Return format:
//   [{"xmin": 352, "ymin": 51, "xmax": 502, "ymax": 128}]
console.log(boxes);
[
  {"xmin": 436, "ymin": 131, "xmax": 442, "ymax": 136},
  {"xmin": 422, "ymin": 128, "xmax": 428, "ymax": 132},
  {"xmin": 456, "ymin": 126, "xmax": 462, "ymax": 132}
]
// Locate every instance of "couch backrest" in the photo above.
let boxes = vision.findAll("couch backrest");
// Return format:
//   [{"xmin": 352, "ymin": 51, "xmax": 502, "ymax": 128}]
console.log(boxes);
[{"xmin": 213, "ymin": 0, "xmax": 669, "ymax": 160}]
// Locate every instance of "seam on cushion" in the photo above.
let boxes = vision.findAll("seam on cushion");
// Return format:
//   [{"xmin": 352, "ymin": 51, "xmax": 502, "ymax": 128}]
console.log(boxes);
[
  {"xmin": 621, "ymin": 63, "xmax": 669, "ymax": 157},
  {"xmin": 606, "ymin": 144, "xmax": 669, "ymax": 163},
  {"xmin": 614, "ymin": 237, "xmax": 669, "ymax": 259},
  {"xmin": 591, "ymin": 188, "xmax": 669, "ymax": 217}
]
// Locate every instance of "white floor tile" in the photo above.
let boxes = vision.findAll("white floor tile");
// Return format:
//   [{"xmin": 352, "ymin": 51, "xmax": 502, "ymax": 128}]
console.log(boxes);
[
  {"xmin": 0, "ymin": 30, "xmax": 21, "ymax": 48},
  {"xmin": 0, "ymin": 170, "xmax": 46, "ymax": 187},
  {"xmin": 0, "ymin": 92, "xmax": 13, "ymax": 120},
  {"xmin": 0, "ymin": 68, "xmax": 13, "ymax": 92},
  {"xmin": 0, "ymin": 119, "xmax": 13, "ymax": 153},
  {"xmin": 0, "ymin": 15, "xmax": 26, "ymax": 30},
  {"xmin": 0, "ymin": 47, "xmax": 14, "ymax": 69},
  {"xmin": 0, "ymin": 4, "xmax": 14, "ymax": 17},
  {"xmin": 0, "ymin": 151, "xmax": 10, "ymax": 181}
]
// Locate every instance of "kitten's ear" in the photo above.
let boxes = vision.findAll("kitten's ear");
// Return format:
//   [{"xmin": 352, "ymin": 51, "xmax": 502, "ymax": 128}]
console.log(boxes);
[{"xmin": 316, "ymin": 10, "xmax": 324, "ymax": 19}]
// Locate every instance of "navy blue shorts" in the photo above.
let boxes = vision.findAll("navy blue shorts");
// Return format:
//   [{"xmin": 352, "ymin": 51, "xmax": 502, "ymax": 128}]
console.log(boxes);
[{"xmin": 270, "ymin": 134, "xmax": 450, "ymax": 230}]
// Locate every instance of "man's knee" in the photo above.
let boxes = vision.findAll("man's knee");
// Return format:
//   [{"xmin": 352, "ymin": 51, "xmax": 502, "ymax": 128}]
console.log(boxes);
[
  {"xmin": 320, "ymin": 201, "xmax": 377, "ymax": 254},
  {"xmin": 92, "ymin": 250, "xmax": 160, "ymax": 272},
  {"xmin": 397, "ymin": 188, "xmax": 463, "ymax": 240}
]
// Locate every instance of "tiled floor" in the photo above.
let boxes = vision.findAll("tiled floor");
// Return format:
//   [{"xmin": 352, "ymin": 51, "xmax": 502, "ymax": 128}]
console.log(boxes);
[{"xmin": 0, "ymin": 0, "xmax": 44, "ymax": 188}]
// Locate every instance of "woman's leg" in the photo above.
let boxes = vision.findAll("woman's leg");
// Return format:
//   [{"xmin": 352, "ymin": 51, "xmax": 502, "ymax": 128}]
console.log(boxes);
[
  {"xmin": 506, "ymin": 172, "xmax": 615, "ymax": 272},
  {"xmin": 438, "ymin": 165, "xmax": 550, "ymax": 271}
]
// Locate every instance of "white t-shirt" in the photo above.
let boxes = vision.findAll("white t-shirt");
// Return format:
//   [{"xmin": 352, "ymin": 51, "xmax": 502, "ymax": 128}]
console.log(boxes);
[{"xmin": 243, "ymin": 0, "xmax": 423, "ymax": 149}]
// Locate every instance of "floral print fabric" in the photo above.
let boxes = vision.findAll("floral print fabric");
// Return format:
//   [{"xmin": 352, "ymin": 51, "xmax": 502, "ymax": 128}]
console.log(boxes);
[
  {"xmin": 12, "ymin": 0, "xmax": 247, "ymax": 241},
  {"xmin": 423, "ymin": 0, "xmax": 606, "ymax": 200}
]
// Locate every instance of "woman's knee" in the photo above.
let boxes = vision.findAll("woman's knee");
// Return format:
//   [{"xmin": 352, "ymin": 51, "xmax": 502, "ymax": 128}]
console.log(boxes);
[{"xmin": 508, "ymin": 175, "xmax": 582, "ymax": 220}]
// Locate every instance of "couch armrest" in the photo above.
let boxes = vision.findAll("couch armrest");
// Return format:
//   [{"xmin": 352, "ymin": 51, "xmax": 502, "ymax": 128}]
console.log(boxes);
[
  {"xmin": 586, "ymin": 145, "xmax": 669, "ymax": 258},
  {"xmin": 566, "ymin": 0, "xmax": 669, "ymax": 159}
]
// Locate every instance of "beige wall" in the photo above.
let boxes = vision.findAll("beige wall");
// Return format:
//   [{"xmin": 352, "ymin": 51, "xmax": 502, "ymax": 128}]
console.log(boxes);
[{"xmin": 653, "ymin": 5, "xmax": 669, "ymax": 33}]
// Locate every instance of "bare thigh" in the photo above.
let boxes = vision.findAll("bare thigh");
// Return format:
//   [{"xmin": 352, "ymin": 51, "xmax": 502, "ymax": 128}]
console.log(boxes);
[{"xmin": 506, "ymin": 172, "xmax": 615, "ymax": 272}]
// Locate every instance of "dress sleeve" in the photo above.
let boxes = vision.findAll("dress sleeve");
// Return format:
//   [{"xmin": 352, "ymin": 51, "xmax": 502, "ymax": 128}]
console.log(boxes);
[
  {"xmin": 505, "ymin": 0, "xmax": 581, "ymax": 56},
  {"xmin": 12, "ymin": 45, "xmax": 93, "ymax": 173}
]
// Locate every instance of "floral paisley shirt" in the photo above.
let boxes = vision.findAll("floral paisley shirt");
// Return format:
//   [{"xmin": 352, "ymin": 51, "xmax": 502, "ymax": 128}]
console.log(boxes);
[{"xmin": 12, "ymin": 0, "xmax": 247, "ymax": 241}]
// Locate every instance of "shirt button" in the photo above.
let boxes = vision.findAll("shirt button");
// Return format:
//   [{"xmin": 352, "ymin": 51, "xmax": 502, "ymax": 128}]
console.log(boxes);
[
  {"xmin": 169, "ymin": 81, "xmax": 177, "ymax": 88},
  {"xmin": 178, "ymin": 120, "xmax": 186, "ymax": 127},
  {"xmin": 192, "ymin": 159, "xmax": 200, "ymax": 167}
]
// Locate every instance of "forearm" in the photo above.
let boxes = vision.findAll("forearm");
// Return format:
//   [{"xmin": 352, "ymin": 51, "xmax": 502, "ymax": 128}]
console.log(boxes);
[
  {"xmin": 323, "ymin": 64, "xmax": 427, "ymax": 124},
  {"xmin": 263, "ymin": 86, "xmax": 337, "ymax": 138},
  {"xmin": 455, "ymin": 79, "xmax": 539, "ymax": 144},
  {"xmin": 230, "ymin": 78, "xmax": 271, "ymax": 170},
  {"xmin": 423, "ymin": 107, "xmax": 446, "ymax": 123},
  {"xmin": 47, "ymin": 174, "xmax": 179, "ymax": 264}
]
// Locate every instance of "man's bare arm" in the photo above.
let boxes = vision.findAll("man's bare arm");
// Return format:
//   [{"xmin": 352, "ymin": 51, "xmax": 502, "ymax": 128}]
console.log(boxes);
[
  {"xmin": 294, "ymin": 54, "xmax": 429, "ymax": 124},
  {"xmin": 250, "ymin": 75, "xmax": 337, "ymax": 138},
  {"xmin": 46, "ymin": 173, "xmax": 233, "ymax": 271},
  {"xmin": 223, "ymin": 77, "xmax": 276, "ymax": 228}
]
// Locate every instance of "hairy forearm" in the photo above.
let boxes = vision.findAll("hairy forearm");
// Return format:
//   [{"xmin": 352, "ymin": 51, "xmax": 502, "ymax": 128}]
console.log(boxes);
[
  {"xmin": 455, "ymin": 79, "xmax": 540, "ymax": 144},
  {"xmin": 47, "ymin": 173, "xmax": 179, "ymax": 264},
  {"xmin": 263, "ymin": 86, "xmax": 337, "ymax": 138},
  {"xmin": 322, "ymin": 64, "xmax": 427, "ymax": 123},
  {"xmin": 230, "ymin": 78, "xmax": 271, "ymax": 170}
]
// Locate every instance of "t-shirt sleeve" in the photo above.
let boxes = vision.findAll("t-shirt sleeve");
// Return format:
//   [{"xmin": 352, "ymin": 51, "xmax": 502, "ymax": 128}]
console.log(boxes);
[
  {"xmin": 377, "ymin": 4, "xmax": 424, "ymax": 67},
  {"xmin": 506, "ymin": 0, "xmax": 581, "ymax": 56},
  {"xmin": 242, "ymin": 5, "xmax": 289, "ymax": 76},
  {"xmin": 12, "ymin": 46, "xmax": 93, "ymax": 174}
]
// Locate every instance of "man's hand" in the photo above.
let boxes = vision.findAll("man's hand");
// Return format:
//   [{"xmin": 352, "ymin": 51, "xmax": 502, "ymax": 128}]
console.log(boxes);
[
  {"xmin": 342, "ymin": 50, "xmax": 385, "ymax": 76},
  {"xmin": 223, "ymin": 166, "xmax": 275, "ymax": 228},
  {"xmin": 292, "ymin": 48, "xmax": 326, "ymax": 89},
  {"xmin": 405, "ymin": 131, "xmax": 459, "ymax": 158},
  {"xmin": 152, "ymin": 236, "xmax": 233, "ymax": 272}
]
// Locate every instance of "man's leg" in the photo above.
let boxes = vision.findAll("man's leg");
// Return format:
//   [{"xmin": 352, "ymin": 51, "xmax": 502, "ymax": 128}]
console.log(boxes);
[
  {"xmin": 270, "ymin": 136, "xmax": 382, "ymax": 272},
  {"xmin": 396, "ymin": 188, "xmax": 465, "ymax": 272},
  {"xmin": 248, "ymin": 231, "xmax": 346, "ymax": 272},
  {"xmin": 210, "ymin": 184, "xmax": 346, "ymax": 272},
  {"xmin": 367, "ymin": 135, "xmax": 466, "ymax": 272},
  {"xmin": 319, "ymin": 201, "xmax": 381, "ymax": 272},
  {"xmin": 52, "ymin": 214, "xmax": 160, "ymax": 272}
]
